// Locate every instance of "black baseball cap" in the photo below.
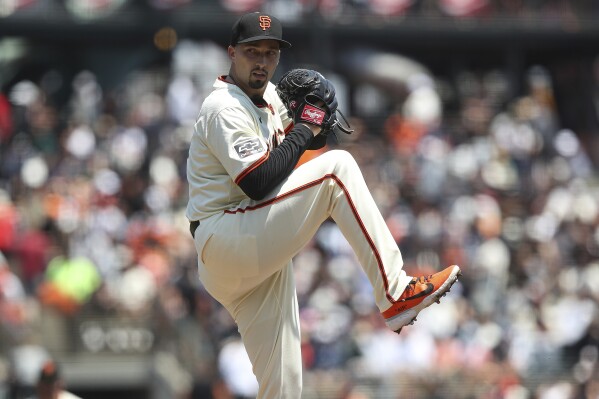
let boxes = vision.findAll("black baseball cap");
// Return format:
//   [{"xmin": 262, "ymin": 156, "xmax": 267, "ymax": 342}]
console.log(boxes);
[{"xmin": 230, "ymin": 12, "xmax": 292, "ymax": 49}]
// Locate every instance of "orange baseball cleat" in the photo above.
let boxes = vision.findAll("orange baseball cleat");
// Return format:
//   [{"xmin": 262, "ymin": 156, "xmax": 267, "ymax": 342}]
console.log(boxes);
[{"xmin": 383, "ymin": 265, "xmax": 461, "ymax": 334}]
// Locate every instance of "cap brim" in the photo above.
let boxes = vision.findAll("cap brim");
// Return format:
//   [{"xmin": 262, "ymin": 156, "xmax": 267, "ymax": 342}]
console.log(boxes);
[{"xmin": 236, "ymin": 36, "xmax": 292, "ymax": 49}]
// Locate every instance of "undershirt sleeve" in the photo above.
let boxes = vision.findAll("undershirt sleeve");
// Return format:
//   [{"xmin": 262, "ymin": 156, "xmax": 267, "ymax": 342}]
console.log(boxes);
[
  {"xmin": 285, "ymin": 120, "xmax": 327, "ymax": 150},
  {"xmin": 237, "ymin": 124, "xmax": 315, "ymax": 200},
  {"xmin": 308, "ymin": 134, "xmax": 327, "ymax": 150}
]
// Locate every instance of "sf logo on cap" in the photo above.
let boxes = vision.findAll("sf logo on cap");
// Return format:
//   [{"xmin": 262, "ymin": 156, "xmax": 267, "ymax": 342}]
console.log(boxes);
[{"xmin": 259, "ymin": 16, "xmax": 271, "ymax": 31}]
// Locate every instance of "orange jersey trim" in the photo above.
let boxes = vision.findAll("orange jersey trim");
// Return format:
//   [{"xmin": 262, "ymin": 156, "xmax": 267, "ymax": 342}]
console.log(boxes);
[
  {"xmin": 284, "ymin": 122, "xmax": 294, "ymax": 135},
  {"xmin": 234, "ymin": 152, "xmax": 270, "ymax": 185},
  {"xmin": 224, "ymin": 173, "xmax": 395, "ymax": 304}
]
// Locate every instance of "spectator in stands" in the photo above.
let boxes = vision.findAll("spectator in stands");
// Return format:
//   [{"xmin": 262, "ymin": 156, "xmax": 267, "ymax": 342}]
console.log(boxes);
[{"xmin": 26, "ymin": 360, "xmax": 81, "ymax": 399}]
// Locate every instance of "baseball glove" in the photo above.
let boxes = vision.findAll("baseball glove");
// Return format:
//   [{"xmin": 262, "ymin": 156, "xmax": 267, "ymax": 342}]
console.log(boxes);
[{"xmin": 276, "ymin": 69, "xmax": 353, "ymax": 136}]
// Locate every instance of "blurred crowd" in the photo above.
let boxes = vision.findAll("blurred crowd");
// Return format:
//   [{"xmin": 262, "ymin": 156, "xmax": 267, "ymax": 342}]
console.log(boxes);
[
  {"xmin": 1, "ymin": 32, "xmax": 599, "ymax": 399},
  {"xmin": 267, "ymin": 0, "xmax": 599, "ymax": 22},
  {"xmin": 1, "ymin": 0, "xmax": 599, "ymax": 26}
]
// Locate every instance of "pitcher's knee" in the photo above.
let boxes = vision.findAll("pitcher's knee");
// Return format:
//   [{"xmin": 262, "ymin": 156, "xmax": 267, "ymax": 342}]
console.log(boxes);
[{"xmin": 324, "ymin": 150, "xmax": 359, "ymax": 176}]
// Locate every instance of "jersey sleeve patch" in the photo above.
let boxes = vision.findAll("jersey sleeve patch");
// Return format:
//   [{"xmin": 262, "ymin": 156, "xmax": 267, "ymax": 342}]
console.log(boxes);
[{"xmin": 233, "ymin": 137, "xmax": 265, "ymax": 159}]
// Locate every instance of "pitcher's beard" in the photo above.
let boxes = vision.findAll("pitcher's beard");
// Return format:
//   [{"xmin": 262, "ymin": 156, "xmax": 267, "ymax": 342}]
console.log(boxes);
[{"xmin": 249, "ymin": 78, "xmax": 266, "ymax": 89}]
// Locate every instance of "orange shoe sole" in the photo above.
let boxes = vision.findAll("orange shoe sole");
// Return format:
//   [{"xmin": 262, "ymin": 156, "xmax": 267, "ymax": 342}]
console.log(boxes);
[{"xmin": 384, "ymin": 265, "xmax": 461, "ymax": 333}]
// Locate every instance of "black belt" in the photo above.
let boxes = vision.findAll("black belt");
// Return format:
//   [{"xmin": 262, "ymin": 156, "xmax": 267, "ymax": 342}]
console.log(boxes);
[{"xmin": 189, "ymin": 220, "xmax": 200, "ymax": 238}]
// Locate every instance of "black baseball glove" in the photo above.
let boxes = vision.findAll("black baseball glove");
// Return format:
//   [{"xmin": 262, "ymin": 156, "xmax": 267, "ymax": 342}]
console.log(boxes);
[{"xmin": 276, "ymin": 69, "xmax": 353, "ymax": 137}]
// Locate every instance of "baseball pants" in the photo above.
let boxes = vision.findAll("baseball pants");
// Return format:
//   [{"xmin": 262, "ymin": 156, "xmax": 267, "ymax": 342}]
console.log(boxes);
[{"xmin": 193, "ymin": 149, "xmax": 411, "ymax": 399}]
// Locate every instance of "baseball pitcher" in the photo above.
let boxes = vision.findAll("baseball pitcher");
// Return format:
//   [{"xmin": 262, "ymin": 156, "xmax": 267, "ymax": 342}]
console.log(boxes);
[{"xmin": 186, "ymin": 11, "xmax": 461, "ymax": 399}]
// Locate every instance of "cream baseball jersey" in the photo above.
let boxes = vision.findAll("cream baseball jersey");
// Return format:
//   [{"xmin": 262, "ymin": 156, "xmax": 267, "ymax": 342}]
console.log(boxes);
[{"xmin": 186, "ymin": 77, "xmax": 292, "ymax": 222}]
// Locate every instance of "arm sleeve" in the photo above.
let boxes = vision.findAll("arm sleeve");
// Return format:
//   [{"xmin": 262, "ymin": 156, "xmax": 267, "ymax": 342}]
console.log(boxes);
[
  {"xmin": 238, "ymin": 124, "xmax": 314, "ymax": 200},
  {"xmin": 284, "ymin": 121, "xmax": 327, "ymax": 150},
  {"xmin": 308, "ymin": 134, "xmax": 327, "ymax": 150}
]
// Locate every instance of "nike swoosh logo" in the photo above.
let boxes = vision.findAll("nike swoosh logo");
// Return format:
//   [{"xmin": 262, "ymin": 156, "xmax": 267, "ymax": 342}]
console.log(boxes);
[{"xmin": 403, "ymin": 283, "xmax": 434, "ymax": 301}]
